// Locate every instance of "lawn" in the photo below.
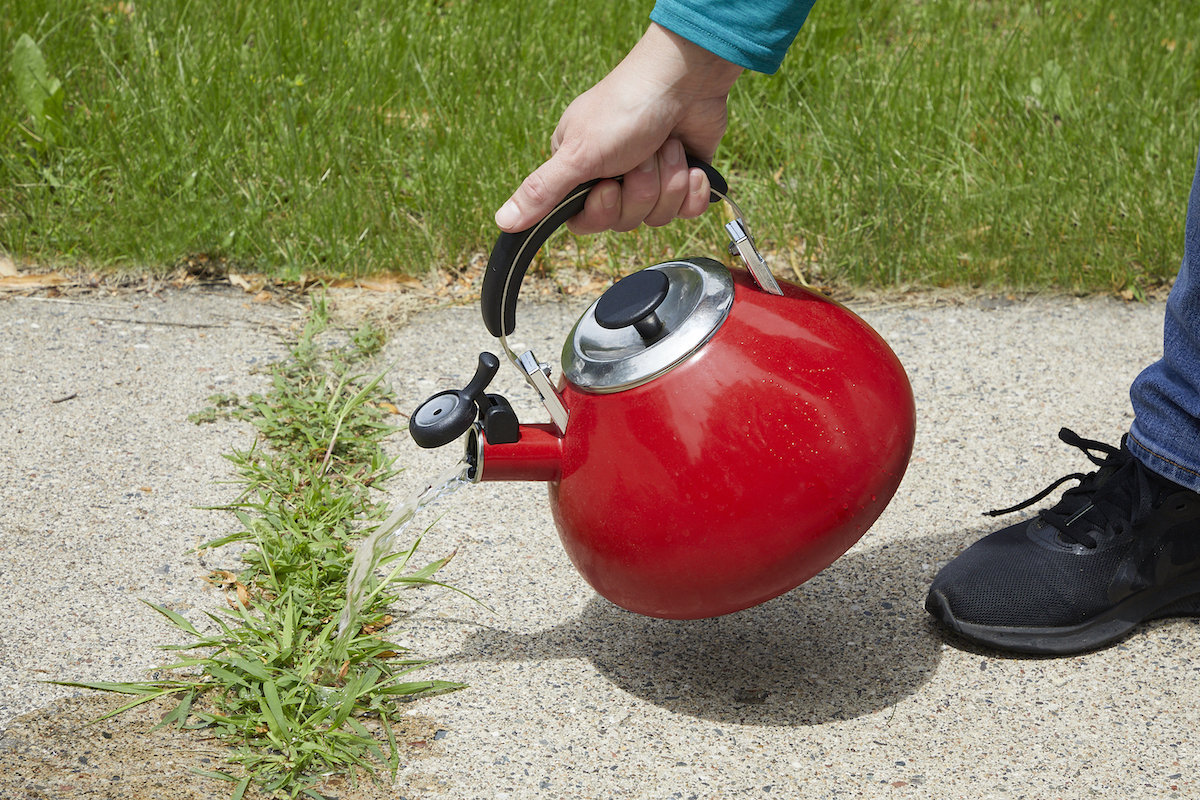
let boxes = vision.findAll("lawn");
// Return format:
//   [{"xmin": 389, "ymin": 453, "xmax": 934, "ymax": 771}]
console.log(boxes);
[{"xmin": 3, "ymin": 0, "xmax": 1198, "ymax": 292}]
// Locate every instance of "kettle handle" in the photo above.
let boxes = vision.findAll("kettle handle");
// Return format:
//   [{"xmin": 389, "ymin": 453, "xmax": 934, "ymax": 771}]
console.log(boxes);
[{"xmin": 481, "ymin": 156, "xmax": 728, "ymax": 338}]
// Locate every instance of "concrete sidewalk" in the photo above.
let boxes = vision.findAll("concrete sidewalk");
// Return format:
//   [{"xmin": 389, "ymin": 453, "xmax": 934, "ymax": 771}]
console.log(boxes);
[{"xmin": 1, "ymin": 285, "xmax": 1195, "ymax": 799}]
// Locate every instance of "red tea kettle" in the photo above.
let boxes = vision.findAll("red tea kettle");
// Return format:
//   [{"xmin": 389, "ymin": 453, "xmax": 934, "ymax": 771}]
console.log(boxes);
[{"xmin": 410, "ymin": 160, "xmax": 916, "ymax": 619}]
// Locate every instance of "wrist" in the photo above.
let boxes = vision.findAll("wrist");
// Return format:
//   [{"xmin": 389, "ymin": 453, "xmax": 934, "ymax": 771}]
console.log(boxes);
[{"xmin": 627, "ymin": 23, "xmax": 744, "ymax": 102}]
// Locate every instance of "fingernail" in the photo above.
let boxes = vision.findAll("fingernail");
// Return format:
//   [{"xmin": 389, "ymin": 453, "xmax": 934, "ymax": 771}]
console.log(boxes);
[
  {"xmin": 689, "ymin": 169, "xmax": 705, "ymax": 196},
  {"xmin": 638, "ymin": 156, "xmax": 656, "ymax": 173},
  {"xmin": 600, "ymin": 183, "xmax": 619, "ymax": 209},
  {"xmin": 495, "ymin": 200, "xmax": 520, "ymax": 229},
  {"xmin": 665, "ymin": 139, "xmax": 683, "ymax": 165}
]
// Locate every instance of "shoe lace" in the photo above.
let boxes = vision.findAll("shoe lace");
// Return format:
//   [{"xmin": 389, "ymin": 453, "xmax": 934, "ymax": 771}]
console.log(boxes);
[{"xmin": 984, "ymin": 428, "xmax": 1161, "ymax": 548}]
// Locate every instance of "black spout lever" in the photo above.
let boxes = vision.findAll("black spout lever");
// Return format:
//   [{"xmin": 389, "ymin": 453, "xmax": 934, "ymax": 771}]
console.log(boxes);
[{"xmin": 410, "ymin": 352, "xmax": 500, "ymax": 448}]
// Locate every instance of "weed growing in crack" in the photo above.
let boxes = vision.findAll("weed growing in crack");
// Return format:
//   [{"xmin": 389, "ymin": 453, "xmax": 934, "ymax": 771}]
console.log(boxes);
[{"xmin": 57, "ymin": 296, "xmax": 463, "ymax": 799}]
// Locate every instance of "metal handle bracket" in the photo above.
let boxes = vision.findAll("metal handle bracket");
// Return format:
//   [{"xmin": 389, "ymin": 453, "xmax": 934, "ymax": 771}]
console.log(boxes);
[
  {"xmin": 725, "ymin": 218, "xmax": 783, "ymax": 296},
  {"xmin": 517, "ymin": 349, "xmax": 569, "ymax": 434}
]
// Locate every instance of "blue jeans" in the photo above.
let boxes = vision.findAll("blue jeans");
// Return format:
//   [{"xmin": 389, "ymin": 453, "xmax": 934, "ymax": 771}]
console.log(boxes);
[{"xmin": 1128, "ymin": 145, "xmax": 1200, "ymax": 492}]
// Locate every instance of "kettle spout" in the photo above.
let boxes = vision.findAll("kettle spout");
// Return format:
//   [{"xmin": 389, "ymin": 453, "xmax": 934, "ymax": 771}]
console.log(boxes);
[{"xmin": 466, "ymin": 423, "xmax": 562, "ymax": 483}]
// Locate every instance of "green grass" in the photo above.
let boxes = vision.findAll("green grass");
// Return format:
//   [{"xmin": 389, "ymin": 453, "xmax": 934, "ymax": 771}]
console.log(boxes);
[
  {"xmin": 2, "ymin": 0, "xmax": 1198, "ymax": 292},
  {"xmin": 57, "ymin": 299, "xmax": 464, "ymax": 799}
]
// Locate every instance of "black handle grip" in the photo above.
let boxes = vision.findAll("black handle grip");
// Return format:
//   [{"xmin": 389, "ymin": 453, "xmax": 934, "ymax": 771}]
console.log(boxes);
[{"xmin": 481, "ymin": 156, "xmax": 728, "ymax": 338}]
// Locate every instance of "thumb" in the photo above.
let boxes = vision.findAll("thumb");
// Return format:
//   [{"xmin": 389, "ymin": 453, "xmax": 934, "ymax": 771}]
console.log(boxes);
[{"xmin": 494, "ymin": 152, "xmax": 595, "ymax": 232}]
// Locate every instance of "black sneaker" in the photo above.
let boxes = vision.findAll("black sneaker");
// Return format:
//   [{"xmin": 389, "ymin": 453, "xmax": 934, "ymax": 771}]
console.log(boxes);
[{"xmin": 925, "ymin": 428, "xmax": 1200, "ymax": 654}]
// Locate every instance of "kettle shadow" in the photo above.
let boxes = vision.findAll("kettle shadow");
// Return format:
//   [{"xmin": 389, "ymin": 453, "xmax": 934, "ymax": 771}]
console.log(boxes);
[{"xmin": 442, "ymin": 525, "xmax": 991, "ymax": 726}]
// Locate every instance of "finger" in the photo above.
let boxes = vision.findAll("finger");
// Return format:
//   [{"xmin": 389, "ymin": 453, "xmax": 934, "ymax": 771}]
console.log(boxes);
[
  {"xmin": 566, "ymin": 180, "xmax": 622, "ymax": 236},
  {"xmin": 676, "ymin": 166, "xmax": 713, "ymax": 219},
  {"xmin": 613, "ymin": 154, "xmax": 660, "ymax": 233},
  {"xmin": 642, "ymin": 139, "xmax": 690, "ymax": 228},
  {"xmin": 495, "ymin": 152, "xmax": 589, "ymax": 232}
]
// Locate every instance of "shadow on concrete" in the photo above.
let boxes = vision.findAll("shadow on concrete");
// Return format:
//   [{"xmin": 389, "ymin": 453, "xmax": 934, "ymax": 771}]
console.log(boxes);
[{"xmin": 444, "ymin": 524, "xmax": 996, "ymax": 726}]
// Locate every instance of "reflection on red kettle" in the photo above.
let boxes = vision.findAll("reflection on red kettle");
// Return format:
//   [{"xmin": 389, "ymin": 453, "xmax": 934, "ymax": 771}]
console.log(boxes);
[{"xmin": 410, "ymin": 160, "xmax": 915, "ymax": 619}]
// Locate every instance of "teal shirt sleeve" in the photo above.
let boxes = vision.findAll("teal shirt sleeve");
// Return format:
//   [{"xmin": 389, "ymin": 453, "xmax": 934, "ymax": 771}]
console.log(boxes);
[{"xmin": 650, "ymin": 0, "xmax": 816, "ymax": 74}]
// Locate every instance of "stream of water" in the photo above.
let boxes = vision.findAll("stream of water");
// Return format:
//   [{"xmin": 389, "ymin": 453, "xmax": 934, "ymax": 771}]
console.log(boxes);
[{"xmin": 335, "ymin": 457, "xmax": 474, "ymax": 644}]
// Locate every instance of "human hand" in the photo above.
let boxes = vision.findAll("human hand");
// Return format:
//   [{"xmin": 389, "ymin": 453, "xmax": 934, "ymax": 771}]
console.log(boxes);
[{"xmin": 494, "ymin": 23, "xmax": 743, "ymax": 235}]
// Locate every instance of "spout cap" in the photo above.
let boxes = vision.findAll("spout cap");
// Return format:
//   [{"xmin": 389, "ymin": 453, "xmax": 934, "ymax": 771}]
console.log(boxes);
[{"xmin": 409, "ymin": 352, "xmax": 499, "ymax": 448}]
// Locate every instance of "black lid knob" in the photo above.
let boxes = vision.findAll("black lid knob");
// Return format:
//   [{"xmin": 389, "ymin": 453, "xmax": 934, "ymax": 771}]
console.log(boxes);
[{"xmin": 594, "ymin": 269, "xmax": 670, "ymax": 341}]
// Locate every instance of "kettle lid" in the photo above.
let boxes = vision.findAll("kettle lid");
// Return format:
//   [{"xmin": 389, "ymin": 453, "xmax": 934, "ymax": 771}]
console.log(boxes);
[{"xmin": 562, "ymin": 257, "xmax": 733, "ymax": 393}]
